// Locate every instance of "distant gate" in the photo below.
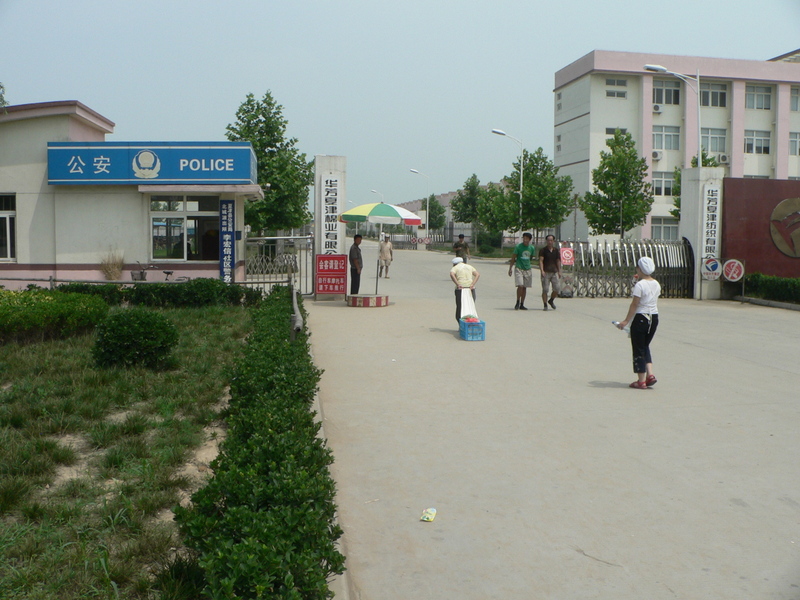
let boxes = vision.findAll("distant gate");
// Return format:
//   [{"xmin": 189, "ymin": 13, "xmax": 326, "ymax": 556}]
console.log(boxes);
[
  {"xmin": 245, "ymin": 235, "xmax": 315, "ymax": 296},
  {"xmin": 560, "ymin": 239, "xmax": 694, "ymax": 298}
]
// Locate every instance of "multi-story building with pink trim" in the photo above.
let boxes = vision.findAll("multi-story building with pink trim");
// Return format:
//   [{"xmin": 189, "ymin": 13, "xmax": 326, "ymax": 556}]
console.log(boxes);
[{"xmin": 554, "ymin": 49, "xmax": 800, "ymax": 241}]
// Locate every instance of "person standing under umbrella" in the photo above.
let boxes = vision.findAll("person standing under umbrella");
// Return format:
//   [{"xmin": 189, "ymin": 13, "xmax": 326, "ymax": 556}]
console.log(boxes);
[
  {"xmin": 349, "ymin": 235, "xmax": 363, "ymax": 295},
  {"xmin": 617, "ymin": 256, "xmax": 661, "ymax": 389}
]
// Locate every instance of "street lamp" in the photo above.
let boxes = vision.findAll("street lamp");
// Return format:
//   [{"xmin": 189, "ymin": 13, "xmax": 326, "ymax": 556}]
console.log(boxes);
[
  {"xmin": 370, "ymin": 189, "xmax": 384, "ymax": 202},
  {"xmin": 492, "ymin": 128, "xmax": 525, "ymax": 233},
  {"xmin": 409, "ymin": 169, "xmax": 430, "ymax": 235},
  {"xmin": 644, "ymin": 64, "xmax": 702, "ymax": 168}
]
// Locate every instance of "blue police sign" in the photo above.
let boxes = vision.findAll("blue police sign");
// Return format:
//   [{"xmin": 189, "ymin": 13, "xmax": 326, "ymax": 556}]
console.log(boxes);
[{"xmin": 47, "ymin": 142, "xmax": 257, "ymax": 185}]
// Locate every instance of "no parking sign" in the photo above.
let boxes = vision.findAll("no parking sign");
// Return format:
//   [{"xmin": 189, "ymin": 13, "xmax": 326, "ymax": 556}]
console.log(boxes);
[{"xmin": 560, "ymin": 247, "xmax": 574, "ymax": 266}]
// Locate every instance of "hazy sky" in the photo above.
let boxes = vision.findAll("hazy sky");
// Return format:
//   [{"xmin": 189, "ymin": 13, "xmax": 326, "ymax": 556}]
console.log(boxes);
[{"xmin": 2, "ymin": 0, "xmax": 799, "ymax": 207}]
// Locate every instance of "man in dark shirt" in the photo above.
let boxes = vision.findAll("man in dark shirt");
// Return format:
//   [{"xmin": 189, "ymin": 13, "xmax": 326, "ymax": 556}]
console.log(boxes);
[
  {"xmin": 349, "ymin": 234, "xmax": 363, "ymax": 295},
  {"xmin": 453, "ymin": 234, "xmax": 470, "ymax": 263},
  {"xmin": 538, "ymin": 235, "xmax": 562, "ymax": 310}
]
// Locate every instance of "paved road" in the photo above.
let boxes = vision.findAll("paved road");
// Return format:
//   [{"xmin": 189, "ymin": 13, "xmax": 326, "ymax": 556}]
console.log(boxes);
[{"xmin": 308, "ymin": 240, "xmax": 800, "ymax": 600}]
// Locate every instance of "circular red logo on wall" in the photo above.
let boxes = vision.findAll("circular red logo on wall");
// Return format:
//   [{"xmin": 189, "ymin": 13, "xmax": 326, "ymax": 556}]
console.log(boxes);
[{"xmin": 770, "ymin": 197, "xmax": 800, "ymax": 258}]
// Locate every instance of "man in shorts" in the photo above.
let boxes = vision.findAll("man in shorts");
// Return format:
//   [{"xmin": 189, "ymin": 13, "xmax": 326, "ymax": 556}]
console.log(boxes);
[
  {"xmin": 379, "ymin": 234, "xmax": 393, "ymax": 278},
  {"xmin": 507, "ymin": 232, "xmax": 535, "ymax": 310},
  {"xmin": 538, "ymin": 234, "xmax": 562, "ymax": 310}
]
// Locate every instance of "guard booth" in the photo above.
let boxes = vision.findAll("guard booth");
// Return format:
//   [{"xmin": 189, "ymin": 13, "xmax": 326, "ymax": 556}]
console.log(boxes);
[{"xmin": 0, "ymin": 101, "xmax": 262, "ymax": 289}]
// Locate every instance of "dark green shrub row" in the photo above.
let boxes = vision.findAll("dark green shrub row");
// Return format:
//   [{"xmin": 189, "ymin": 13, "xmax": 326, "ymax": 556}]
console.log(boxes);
[
  {"xmin": 56, "ymin": 278, "xmax": 263, "ymax": 308},
  {"xmin": 0, "ymin": 289, "xmax": 109, "ymax": 344},
  {"xmin": 744, "ymin": 273, "xmax": 800, "ymax": 304},
  {"xmin": 175, "ymin": 286, "xmax": 344, "ymax": 599},
  {"xmin": 92, "ymin": 307, "xmax": 179, "ymax": 369}
]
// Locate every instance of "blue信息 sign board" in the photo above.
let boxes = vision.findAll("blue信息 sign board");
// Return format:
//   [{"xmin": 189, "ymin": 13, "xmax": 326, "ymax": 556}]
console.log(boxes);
[{"xmin": 48, "ymin": 142, "xmax": 257, "ymax": 185}]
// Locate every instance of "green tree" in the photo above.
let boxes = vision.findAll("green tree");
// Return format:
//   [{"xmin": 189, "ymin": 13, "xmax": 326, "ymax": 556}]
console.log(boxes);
[
  {"xmin": 451, "ymin": 174, "xmax": 481, "ymax": 224},
  {"xmin": 580, "ymin": 130, "xmax": 653, "ymax": 237},
  {"xmin": 426, "ymin": 195, "xmax": 446, "ymax": 230},
  {"xmin": 503, "ymin": 147, "xmax": 574, "ymax": 233},
  {"xmin": 0, "ymin": 82, "xmax": 7, "ymax": 110},
  {"xmin": 226, "ymin": 91, "xmax": 313, "ymax": 232},
  {"xmin": 669, "ymin": 150, "xmax": 720, "ymax": 220},
  {"xmin": 477, "ymin": 182, "xmax": 511, "ymax": 233}
]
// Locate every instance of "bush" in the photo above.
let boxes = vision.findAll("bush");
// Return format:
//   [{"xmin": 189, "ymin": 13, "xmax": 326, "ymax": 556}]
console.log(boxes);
[
  {"xmin": 175, "ymin": 286, "xmax": 344, "ymax": 599},
  {"xmin": 744, "ymin": 273, "xmax": 800, "ymax": 304},
  {"xmin": 0, "ymin": 289, "xmax": 109, "ymax": 344},
  {"xmin": 92, "ymin": 308, "xmax": 178, "ymax": 368},
  {"xmin": 127, "ymin": 278, "xmax": 262, "ymax": 308},
  {"xmin": 56, "ymin": 282, "xmax": 126, "ymax": 306}
]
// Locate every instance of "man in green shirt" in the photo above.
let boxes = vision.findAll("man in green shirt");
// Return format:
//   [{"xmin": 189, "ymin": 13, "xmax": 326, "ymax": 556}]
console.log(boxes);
[{"xmin": 507, "ymin": 232, "xmax": 535, "ymax": 310}]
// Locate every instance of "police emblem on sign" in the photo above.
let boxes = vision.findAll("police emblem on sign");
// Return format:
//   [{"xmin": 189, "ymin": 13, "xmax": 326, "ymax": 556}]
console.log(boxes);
[{"xmin": 132, "ymin": 150, "xmax": 161, "ymax": 179}]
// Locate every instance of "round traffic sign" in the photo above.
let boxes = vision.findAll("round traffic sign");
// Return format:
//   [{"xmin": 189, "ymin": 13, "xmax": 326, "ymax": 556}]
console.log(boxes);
[
  {"xmin": 423, "ymin": 237, "xmax": 431, "ymax": 245},
  {"xmin": 410, "ymin": 237, "xmax": 417, "ymax": 244},
  {"xmin": 723, "ymin": 259, "xmax": 745, "ymax": 282}
]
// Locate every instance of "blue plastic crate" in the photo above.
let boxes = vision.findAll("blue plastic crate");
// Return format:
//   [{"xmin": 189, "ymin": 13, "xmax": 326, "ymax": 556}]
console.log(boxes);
[{"xmin": 459, "ymin": 319, "xmax": 485, "ymax": 341}]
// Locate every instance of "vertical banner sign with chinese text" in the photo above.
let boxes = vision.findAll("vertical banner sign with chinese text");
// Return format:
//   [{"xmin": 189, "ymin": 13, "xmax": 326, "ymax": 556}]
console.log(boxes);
[
  {"xmin": 702, "ymin": 184, "xmax": 721, "ymax": 259},
  {"xmin": 219, "ymin": 200, "xmax": 235, "ymax": 282},
  {"xmin": 314, "ymin": 156, "xmax": 346, "ymax": 258},
  {"xmin": 315, "ymin": 254, "xmax": 347, "ymax": 294}
]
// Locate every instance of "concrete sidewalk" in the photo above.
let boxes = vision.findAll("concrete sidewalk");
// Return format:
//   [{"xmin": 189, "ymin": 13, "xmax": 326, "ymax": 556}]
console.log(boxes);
[{"xmin": 308, "ymin": 242, "xmax": 800, "ymax": 600}]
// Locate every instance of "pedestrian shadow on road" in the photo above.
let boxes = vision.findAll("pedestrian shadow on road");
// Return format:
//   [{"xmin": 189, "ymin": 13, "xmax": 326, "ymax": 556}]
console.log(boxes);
[
  {"xmin": 588, "ymin": 380, "xmax": 633, "ymax": 389},
  {"xmin": 429, "ymin": 327, "xmax": 462, "ymax": 340}
]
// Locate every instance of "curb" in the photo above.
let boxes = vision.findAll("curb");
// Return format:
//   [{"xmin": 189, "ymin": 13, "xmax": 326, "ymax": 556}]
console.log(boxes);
[{"xmin": 733, "ymin": 295, "xmax": 800, "ymax": 311}]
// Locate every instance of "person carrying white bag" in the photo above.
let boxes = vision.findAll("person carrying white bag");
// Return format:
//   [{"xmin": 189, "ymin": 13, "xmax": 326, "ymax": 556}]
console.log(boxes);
[{"xmin": 449, "ymin": 257, "xmax": 480, "ymax": 324}]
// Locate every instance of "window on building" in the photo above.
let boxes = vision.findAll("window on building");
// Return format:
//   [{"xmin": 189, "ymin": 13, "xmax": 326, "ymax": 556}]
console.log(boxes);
[
  {"xmin": 745, "ymin": 85, "xmax": 772, "ymax": 110},
  {"xmin": 605, "ymin": 78, "xmax": 627, "ymax": 99},
  {"xmin": 792, "ymin": 87, "xmax": 800, "ymax": 112},
  {"xmin": 150, "ymin": 195, "xmax": 221, "ymax": 261},
  {"xmin": 701, "ymin": 128, "xmax": 727, "ymax": 153},
  {"xmin": 700, "ymin": 83, "xmax": 727, "ymax": 107},
  {"xmin": 653, "ymin": 80, "xmax": 680, "ymax": 105},
  {"xmin": 651, "ymin": 172, "xmax": 675, "ymax": 196},
  {"xmin": 653, "ymin": 125, "xmax": 680, "ymax": 150},
  {"xmin": 556, "ymin": 92, "xmax": 562, "ymax": 100},
  {"xmin": 605, "ymin": 127, "xmax": 627, "ymax": 135},
  {"xmin": 790, "ymin": 132, "xmax": 800, "ymax": 156},
  {"xmin": 650, "ymin": 217, "xmax": 679, "ymax": 241},
  {"xmin": 0, "ymin": 194, "xmax": 15, "ymax": 261},
  {"xmin": 744, "ymin": 130, "xmax": 771, "ymax": 154}
]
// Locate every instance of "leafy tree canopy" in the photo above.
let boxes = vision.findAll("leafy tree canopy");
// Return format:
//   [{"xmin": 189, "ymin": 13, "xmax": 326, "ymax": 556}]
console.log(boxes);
[
  {"xmin": 0, "ymin": 83, "xmax": 7, "ymax": 109},
  {"xmin": 580, "ymin": 130, "xmax": 653, "ymax": 236},
  {"xmin": 226, "ymin": 91, "xmax": 312, "ymax": 232},
  {"xmin": 451, "ymin": 174, "xmax": 482, "ymax": 224},
  {"xmin": 426, "ymin": 195, "xmax": 446, "ymax": 230},
  {"xmin": 670, "ymin": 150, "xmax": 720, "ymax": 220}
]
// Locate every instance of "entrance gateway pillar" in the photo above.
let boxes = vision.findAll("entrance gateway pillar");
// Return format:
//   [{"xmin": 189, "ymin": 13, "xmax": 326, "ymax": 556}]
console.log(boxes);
[{"xmin": 678, "ymin": 167, "xmax": 726, "ymax": 300}]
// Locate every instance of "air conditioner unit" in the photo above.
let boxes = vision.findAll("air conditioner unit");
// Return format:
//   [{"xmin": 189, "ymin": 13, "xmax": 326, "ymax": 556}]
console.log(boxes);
[
  {"xmin": 652, "ymin": 104, "xmax": 662, "ymax": 113},
  {"xmin": 652, "ymin": 150, "xmax": 663, "ymax": 161},
  {"xmin": 718, "ymin": 153, "xmax": 730, "ymax": 165}
]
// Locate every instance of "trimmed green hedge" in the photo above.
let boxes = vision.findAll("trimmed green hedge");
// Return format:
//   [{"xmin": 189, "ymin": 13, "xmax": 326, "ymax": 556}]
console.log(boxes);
[
  {"xmin": 175, "ymin": 286, "xmax": 344, "ymax": 599},
  {"xmin": 744, "ymin": 273, "xmax": 800, "ymax": 304},
  {"xmin": 0, "ymin": 289, "xmax": 109, "ymax": 344},
  {"xmin": 55, "ymin": 278, "xmax": 263, "ymax": 308},
  {"xmin": 92, "ymin": 308, "xmax": 179, "ymax": 369}
]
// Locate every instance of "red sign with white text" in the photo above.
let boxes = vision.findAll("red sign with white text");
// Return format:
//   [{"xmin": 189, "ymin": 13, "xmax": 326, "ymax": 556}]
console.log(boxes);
[{"xmin": 316, "ymin": 254, "xmax": 347, "ymax": 294}]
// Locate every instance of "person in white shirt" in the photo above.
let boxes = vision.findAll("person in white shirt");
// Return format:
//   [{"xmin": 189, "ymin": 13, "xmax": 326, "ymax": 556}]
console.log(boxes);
[{"xmin": 618, "ymin": 257, "xmax": 661, "ymax": 389}]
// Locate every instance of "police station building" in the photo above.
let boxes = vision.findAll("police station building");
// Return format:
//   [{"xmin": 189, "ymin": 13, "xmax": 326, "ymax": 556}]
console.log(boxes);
[{"xmin": 0, "ymin": 101, "xmax": 263, "ymax": 289}]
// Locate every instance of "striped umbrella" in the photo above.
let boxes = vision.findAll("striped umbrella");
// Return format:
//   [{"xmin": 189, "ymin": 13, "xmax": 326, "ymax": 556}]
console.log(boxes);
[{"xmin": 338, "ymin": 202, "xmax": 422, "ymax": 225}]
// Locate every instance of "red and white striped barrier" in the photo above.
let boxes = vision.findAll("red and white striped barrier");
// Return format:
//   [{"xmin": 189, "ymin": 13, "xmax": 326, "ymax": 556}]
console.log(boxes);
[{"xmin": 347, "ymin": 295, "xmax": 389, "ymax": 307}]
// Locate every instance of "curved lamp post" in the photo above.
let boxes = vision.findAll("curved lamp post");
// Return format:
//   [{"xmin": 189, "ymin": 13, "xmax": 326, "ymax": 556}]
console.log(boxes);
[
  {"xmin": 492, "ymin": 128, "xmax": 524, "ymax": 233},
  {"xmin": 409, "ymin": 169, "xmax": 430, "ymax": 235},
  {"xmin": 644, "ymin": 64, "xmax": 702, "ymax": 167}
]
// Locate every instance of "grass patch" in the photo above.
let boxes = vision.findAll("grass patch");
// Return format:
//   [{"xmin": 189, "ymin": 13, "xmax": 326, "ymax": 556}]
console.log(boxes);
[{"xmin": 0, "ymin": 305, "xmax": 252, "ymax": 599}]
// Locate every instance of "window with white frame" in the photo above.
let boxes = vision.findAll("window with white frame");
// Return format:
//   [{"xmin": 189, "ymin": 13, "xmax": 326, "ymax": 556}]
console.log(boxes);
[
  {"xmin": 0, "ymin": 194, "xmax": 15, "ymax": 261},
  {"xmin": 790, "ymin": 132, "xmax": 800, "ymax": 156},
  {"xmin": 605, "ymin": 127, "xmax": 627, "ymax": 135},
  {"xmin": 700, "ymin": 83, "xmax": 727, "ymax": 107},
  {"xmin": 701, "ymin": 128, "xmax": 727, "ymax": 153},
  {"xmin": 745, "ymin": 85, "xmax": 772, "ymax": 110},
  {"xmin": 792, "ymin": 88, "xmax": 800, "ymax": 112},
  {"xmin": 744, "ymin": 130, "xmax": 771, "ymax": 154},
  {"xmin": 653, "ymin": 80, "xmax": 680, "ymax": 105},
  {"xmin": 150, "ymin": 195, "xmax": 221, "ymax": 261},
  {"xmin": 605, "ymin": 78, "xmax": 627, "ymax": 99},
  {"xmin": 650, "ymin": 217, "xmax": 679, "ymax": 241},
  {"xmin": 651, "ymin": 172, "xmax": 675, "ymax": 196},
  {"xmin": 653, "ymin": 125, "xmax": 680, "ymax": 150}
]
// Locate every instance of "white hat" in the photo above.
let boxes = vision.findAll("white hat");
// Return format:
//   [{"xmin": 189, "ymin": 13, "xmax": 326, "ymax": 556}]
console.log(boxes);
[
  {"xmin": 637, "ymin": 256, "xmax": 655, "ymax": 275},
  {"xmin": 452, "ymin": 257, "xmax": 463, "ymax": 264}
]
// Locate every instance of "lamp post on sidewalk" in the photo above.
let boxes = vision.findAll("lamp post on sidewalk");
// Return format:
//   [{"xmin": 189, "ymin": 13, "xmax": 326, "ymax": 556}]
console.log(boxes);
[
  {"xmin": 492, "ymin": 128, "xmax": 525, "ymax": 234},
  {"xmin": 409, "ymin": 169, "xmax": 430, "ymax": 236},
  {"xmin": 644, "ymin": 64, "xmax": 702, "ymax": 168}
]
